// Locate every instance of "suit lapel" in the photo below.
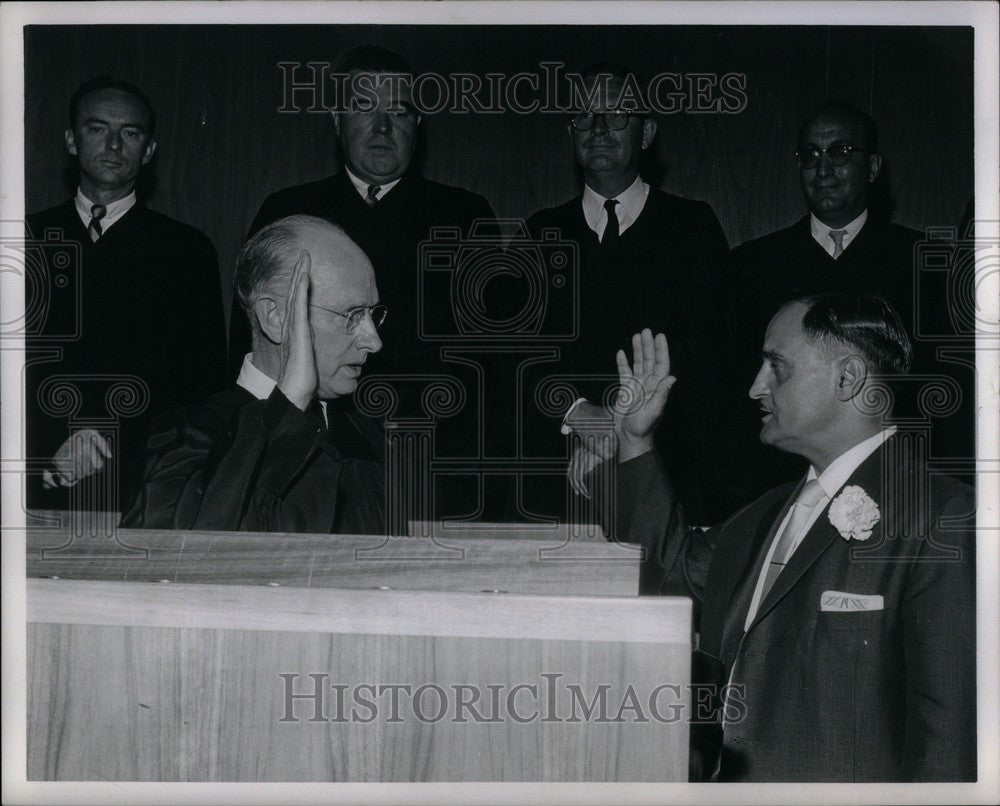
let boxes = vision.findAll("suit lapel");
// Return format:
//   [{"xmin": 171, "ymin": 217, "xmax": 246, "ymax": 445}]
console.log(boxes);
[
  {"xmin": 746, "ymin": 441, "xmax": 888, "ymax": 630},
  {"xmin": 718, "ymin": 488, "xmax": 798, "ymax": 659}
]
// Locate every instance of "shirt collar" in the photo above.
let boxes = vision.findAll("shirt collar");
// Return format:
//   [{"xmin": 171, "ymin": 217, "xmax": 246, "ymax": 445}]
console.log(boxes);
[
  {"xmin": 236, "ymin": 353, "xmax": 327, "ymax": 424},
  {"xmin": 344, "ymin": 165, "xmax": 402, "ymax": 203},
  {"xmin": 236, "ymin": 353, "xmax": 277, "ymax": 400},
  {"xmin": 74, "ymin": 188, "xmax": 137, "ymax": 233},
  {"xmin": 809, "ymin": 208, "xmax": 868, "ymax": 255},
  {"xmin": 809, "ymin": 426, "xmax": 896, "ymax": 499},
  {"xmin": 582, "ymin": 175, "xmax": 649, "ymax": 235}
]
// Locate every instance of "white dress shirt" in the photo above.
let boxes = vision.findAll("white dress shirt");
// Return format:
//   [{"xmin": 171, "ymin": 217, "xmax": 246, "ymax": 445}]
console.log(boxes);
[
  {"xmin": 236, "ymin": 353, "xmax": 326, "ymax": 425},
  {"xmin": 743, "ymin": 427, "xmax": 896, "ymax": 630},
  {"xmin": 810, "ymin": 209, "xmax": 867, "ymax": 258},
  {"xmin": 74, "ymin": 188, "xmax": 137, "ymax": 234},
  {"xmin": 344, "ymin": 166, "xmax": 402, "ymax": 203},
  {"xmin": 581, "ymin": 174, "xmax": 650, "ymax": 241},
  {"xmin": 559, "ymin": 176, "xmax": 652, "ymax": 431}
]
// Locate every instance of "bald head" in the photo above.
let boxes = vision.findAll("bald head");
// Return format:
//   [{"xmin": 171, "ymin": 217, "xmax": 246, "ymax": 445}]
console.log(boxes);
[
  {"xmin": 235, "ymin": 216, "xmax": 372, "ymax": 325},
  {"xmin": 235, "ymin": 215, "xmax": 382, "ymax": 397}
]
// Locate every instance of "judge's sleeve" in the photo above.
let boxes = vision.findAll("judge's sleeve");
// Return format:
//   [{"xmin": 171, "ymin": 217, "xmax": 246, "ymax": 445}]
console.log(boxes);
[{"xmin": 121, "ymin": 388, "xmax": 324, "ymax": 532}]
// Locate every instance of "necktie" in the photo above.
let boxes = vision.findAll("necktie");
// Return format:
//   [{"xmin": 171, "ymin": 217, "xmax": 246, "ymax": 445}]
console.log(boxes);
[
  {"xmin": 758, "ymin": 479, "xmax": 828, "ymax": 602},
  {"xmin": 365, "ymin": 184, "xmax": 382, "ymax": 206},
  {"xmin": 601, "ymin": 198, "xmax": 620, "ymax": 246},
  {"xmin": 829, "ymin": 229, "xmax": 847, "ymax": 258},
  {"xmin": 89, "ymin": 204, "xmax": 107, "ymax": 242},
  {"xmin": 306, "ymin": 399, "xmax": 327, "ymax": 430}
]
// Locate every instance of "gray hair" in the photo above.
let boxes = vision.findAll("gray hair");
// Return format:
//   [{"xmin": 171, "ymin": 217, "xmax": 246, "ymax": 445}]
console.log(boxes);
[{"xmin": 234, "ymin": 215, "xmax": 344, "ymax": 318}]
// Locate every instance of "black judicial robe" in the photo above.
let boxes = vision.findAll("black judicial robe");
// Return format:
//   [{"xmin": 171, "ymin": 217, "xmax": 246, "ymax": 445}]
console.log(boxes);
[
  {"xmin": 524, "ymin": 188, "xmax": 734, "ymax": 524},
  {"xmin": 25, "ymin": 200, "xmax": 227, "ymax": 509},
  {"xmin": 229, "ymin": 171, "xmax": 496, "ymax": 379},
  {"xmin": 727, "ymin": 215, "xmax": 972, "ymax": 501},
  {"xmin": 121, "ymin": 386, "xmax": 388, "ymax": 534},
  {"xmin": 730, "ymin": 215, "xmax": 922, "ymax": 374},
  {"xmin": 229, "ymin": 171, "xmax": 500, "ymax": 519}
]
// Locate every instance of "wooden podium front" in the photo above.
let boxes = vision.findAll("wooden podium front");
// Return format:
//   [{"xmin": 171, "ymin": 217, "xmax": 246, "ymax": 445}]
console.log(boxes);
[{"xmin": 26, "ymin": 527, "xmax": 692, "ymax": 782}]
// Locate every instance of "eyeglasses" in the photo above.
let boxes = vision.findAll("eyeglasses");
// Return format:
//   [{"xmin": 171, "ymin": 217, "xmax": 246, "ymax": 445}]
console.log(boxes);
[
  {"xmin": 795, "ymin": 143, "xmax": 869, "ymax": 169},
  {"xmin": 568, "ymin": 110, "xmax": 635, "ymax": 132},
  {"xmin": 308, "ymin": 303, "xmax": 388, "ymax": 334}
]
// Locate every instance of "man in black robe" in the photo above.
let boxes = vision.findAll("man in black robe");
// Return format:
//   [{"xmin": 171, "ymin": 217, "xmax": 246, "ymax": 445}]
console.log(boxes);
[
  {"xmin": 122, "ymin": 216, "xmax": 388, "ymax": 533},
  {"xmin": 227, "ymin": 45, "xmax": 498, "ymax": 520},
  {"xmin": 25, "ymin": 76, "xmax": 227, "ymax": 511},
  {"xmin": 728, "ymin": 102, "xmax": 970, "ymax": 501},
  {"xmin": 524, "ymin": 63, "xmax": 733, "ymax": 525}
]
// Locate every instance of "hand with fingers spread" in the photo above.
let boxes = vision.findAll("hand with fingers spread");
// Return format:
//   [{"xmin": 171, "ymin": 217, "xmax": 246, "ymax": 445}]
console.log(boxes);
[
  {"xmin": 614, "ymin": 328, "xmax": 676, "ymax": 463},
  {"xmin": 277, "ymin": 250, "xmax": 318, "ymax": 411},
  {"xmin": 42, "ymin": 428, "xmax": 112, "ymax": 489}
]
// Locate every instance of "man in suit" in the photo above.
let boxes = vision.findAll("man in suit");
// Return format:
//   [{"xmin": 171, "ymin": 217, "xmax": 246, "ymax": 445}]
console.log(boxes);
[
  {"xmin": 727, "ymin": 102, "xmax": 946, "ymax": 500},
  {"xmin": 603, "ymin": 294, "xmax": 975, "ymax": 781},
  {"xmin": 227, "ymin": 45, "xmax": 497, "ymax": 519},
  {"xmin": 525, "ymin": 63, "xmax": 732, "ymax": 524},
  {"xmin": 122, "ymin": 215, "xmax": 388, "ymax": 533},
  {"xmin": 26, "ymin": 76, "xmax": 227, "ymax": 510}
]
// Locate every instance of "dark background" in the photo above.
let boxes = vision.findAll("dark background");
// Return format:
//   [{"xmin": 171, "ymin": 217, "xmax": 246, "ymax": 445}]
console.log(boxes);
[{"xmin": 25, "ymin": 25, "xmax": 974, "ymax": 330}]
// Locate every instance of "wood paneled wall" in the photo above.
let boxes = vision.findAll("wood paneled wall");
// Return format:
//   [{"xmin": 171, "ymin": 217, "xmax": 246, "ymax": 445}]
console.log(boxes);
[{"xmin": 24, "ymin": 25, "xmax": 974, "ymax": 325}]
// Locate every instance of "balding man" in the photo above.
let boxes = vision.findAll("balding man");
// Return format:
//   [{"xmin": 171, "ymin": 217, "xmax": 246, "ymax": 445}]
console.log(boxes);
[{"xmin": 122, "ymin": 216, "xmax": 388, "ymax": 533}]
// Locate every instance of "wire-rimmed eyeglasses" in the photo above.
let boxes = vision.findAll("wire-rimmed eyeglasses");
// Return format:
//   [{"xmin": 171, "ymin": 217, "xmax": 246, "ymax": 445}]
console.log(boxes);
[{"xmin": 308, "ymin": 303, "xmax": 388, "ymax": 334}]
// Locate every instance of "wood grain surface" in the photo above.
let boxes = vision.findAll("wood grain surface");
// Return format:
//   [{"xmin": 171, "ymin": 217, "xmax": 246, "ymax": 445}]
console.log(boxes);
[
  {"xmin": 27, "ymin": 580, "xmax": 692, "ymax": 781},
  {"xmin": 27, "ymin": 524, "xmax": 640, "ymax": 595}
]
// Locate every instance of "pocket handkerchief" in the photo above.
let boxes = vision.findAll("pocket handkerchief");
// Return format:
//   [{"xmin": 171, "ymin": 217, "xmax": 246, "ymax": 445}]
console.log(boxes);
[{"xmin": 820, "ymin": 591, "xmax": 885, "ymax": 612}]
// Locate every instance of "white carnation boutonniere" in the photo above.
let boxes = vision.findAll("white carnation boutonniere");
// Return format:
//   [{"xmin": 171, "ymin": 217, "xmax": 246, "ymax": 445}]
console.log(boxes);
[{"xmin": 828, "ymin": 485, "xmax": 880, "ymax": 542}]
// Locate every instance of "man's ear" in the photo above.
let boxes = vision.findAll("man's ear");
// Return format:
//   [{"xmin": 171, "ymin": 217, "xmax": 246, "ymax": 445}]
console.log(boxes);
[
  {"xmin": 254, "ymin": 296, "xmax": 284, "ymax": 345},
  {"xmin": 141, "ymin": 138, "xmax": 157, "ymax": 166},
  {"xmin": 641, "ymin": 118, "xmax": 658, "ymax": 150},
  {"xmin": 64, "ymin": 129, "xmax": 78, "ymax": 156},
  {"xmin": 867, "ymin": 153, "xmax": 883, "ymax": 183},
  {"xmin": 836, "ymin": 354, "xmax": 869, "ymax": 401},
  {"xmin": 332, "ymin": 111, "xmax": 341, "ymax": 138}
]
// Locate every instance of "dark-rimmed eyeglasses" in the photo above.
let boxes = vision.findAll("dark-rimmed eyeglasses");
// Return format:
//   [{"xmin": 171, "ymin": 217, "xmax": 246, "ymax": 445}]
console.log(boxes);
[
  {"xmin": 568, "ymin": 110, "xmax": 635, "ymax": 132},
  {"xmin": 308, "ymin": 303, "xmax": 388, "ymax": 334},
  {"xmin": 795, "ymin": 143, "xmax": 869, "ymax": 169}
]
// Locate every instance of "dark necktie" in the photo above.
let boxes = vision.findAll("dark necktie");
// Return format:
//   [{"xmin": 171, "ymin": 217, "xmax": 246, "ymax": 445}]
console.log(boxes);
[
  {"xmin": 366, "ymin": 184, "xmax": 382, "ymax": 206},
  {"xmin": 306, "ymin": 399, "xmax": 327, "ymax": 431},
  {"xmin": 89, "ymin": 204, "xmax": 107, "ymax": 242},
  {"xmin": 601, "ymin": 198, "xmax": 620, "ymax": 247}
]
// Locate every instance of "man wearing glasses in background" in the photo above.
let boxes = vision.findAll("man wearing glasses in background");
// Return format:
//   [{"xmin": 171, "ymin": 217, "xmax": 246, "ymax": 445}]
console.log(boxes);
[
  {"xmin": 524, "ymin": 62, "xmax": 733, "ymax": 530},
  {"xmin": 122, "ymin": 216, "xmax": 390, "ymax": 534},
  {"xmin": 727, "ymin": 103, "xmax": 932, "ymax": 502}
]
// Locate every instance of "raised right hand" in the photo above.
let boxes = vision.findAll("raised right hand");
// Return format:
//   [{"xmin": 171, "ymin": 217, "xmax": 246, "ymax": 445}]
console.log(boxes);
[
  {"xmin": 276, "ymin": 250, "xmax": 317, "ymax": 411},
  {"xmin": 614, "ymin": 329, "xmax": 676, "ymax": 463}
]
